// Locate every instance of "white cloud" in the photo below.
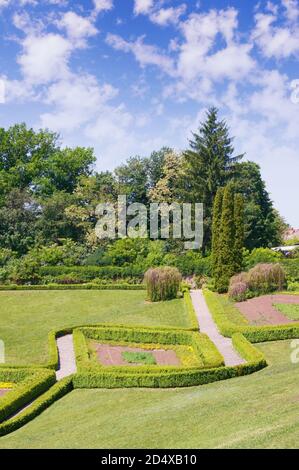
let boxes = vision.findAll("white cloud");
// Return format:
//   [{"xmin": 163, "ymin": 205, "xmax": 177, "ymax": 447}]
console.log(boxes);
[
  {"xmin": 57, "ymin": 11, "xmax": 98, "ymax": 45},
  {"xmin": 0, "ymin": 0, "xmax": 10, "ymax": 8},
  {"xmin": 40, "ymin": 74, "xmax": 118, "ymax": 132},
  {"xmin": 17, "ymin": 33, "xmax": 72, "ymax": 84},
  {"xmin": 134, "ymin": 0, "xmax": 153, "ymax": 15},
  {"xmin": 93, "ymin": 0, "xmax": 113, "ymax": 13},
  {"xmin": 176, "ymin": 8, "xmax": 255, "ymax": 83},
  {"xmin": 252, "ymin": 6, "xmax": 299, "ymax": 59},
  {"xmin": 106, "ymin": 33, "xmax": 175, "ymax": 75},
  {"xmin": 282, "ymin": 0, "xmax": 299, "ymax": 22},
  {"xmin": 149, "ymin": 5, "xmax": 187, "ymax": 26}
]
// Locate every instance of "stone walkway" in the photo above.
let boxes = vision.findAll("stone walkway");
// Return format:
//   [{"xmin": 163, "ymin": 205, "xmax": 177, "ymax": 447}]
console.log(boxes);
[
  {"xmin": 56, "ymin": 334, "xmax": 77, "ymax": 380},
  {"xmin": 190, "ymin": 289, "xmax": 245, "ymax": 367}
]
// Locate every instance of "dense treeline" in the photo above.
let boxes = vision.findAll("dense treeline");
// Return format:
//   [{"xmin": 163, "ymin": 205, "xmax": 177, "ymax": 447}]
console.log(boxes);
[{"xmin": 0, "ymin": 108, "xmax": 287, "ymax": 284}]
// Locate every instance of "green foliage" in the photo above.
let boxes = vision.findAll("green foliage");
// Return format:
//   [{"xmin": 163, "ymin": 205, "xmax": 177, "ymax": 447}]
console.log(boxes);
[
  {"xmin": 122, "ymin": 351, "xmax": 157, "ymax": 365},
  {"xmin": 0, "ymin": 368, "xmax": 55, "ymax": 423},
  {"xmin": 0, "ymin": 376, "xmax": 73, "ymax": 437},
  {"xmin": 280, "ymin": 259, "xmax": 299, "ymax": 282},
  {"xmin": 184, "ymin": 107, "xmax": 243, "ymax": 251},
  {"xmin": 232, "ymin": 162, "xmax": 283, "ymax": 249},
  {"xmin": 233, "ymin": 193, "xmax": 244, "ymax": 272},
  {"xmin": 244, "ymin": 247, "xmax": 282, "ymax": 269},
  {"xmin": 144, "ymin": 267, "xmax": 182, "ymax": 301},
  {"xmin": 212, "ymin": 187, "xmax": 224, "ymax": 279},
  {"xmin": 216, "ymin": 185, "xmax": 236, "ymax": 292}
]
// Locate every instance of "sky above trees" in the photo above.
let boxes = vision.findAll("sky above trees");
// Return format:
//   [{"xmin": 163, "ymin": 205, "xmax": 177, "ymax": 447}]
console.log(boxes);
[{"xmin": 0, "ymin": 0, "xmax": 298, "ymax": 226}]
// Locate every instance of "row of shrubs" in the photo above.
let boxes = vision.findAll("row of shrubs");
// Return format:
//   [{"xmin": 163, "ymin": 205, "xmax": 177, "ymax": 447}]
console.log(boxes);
[
  {"xmin": 0, "ymin": 376, "xmax": 73, "ymax": 437},
  {"xmin": 228, "ymin": 263, "xmax": 286, "ymax": 301},
  {"xmin": 0, "ymin": 368, "xmax": 56, "ymax": 423},
  {"xmin": 0, "ymin": 283, "xmax": 146, "ymax": 292},
  {"xmin": 72, "ymin": 332, "xmax": 266, "ymax": 389},
  {"xmin": 204, "ymin": 289, "xmax": 299, "ymax": 342}
]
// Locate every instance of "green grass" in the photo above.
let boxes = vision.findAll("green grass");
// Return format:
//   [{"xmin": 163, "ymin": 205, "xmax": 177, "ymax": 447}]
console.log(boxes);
[
  {"xmin": 0, "ymin": 290, "xmax": 189, "ymax": 366},
  {"xmin": 275, "ymin": 303, "xmax": 299, "ymax": 320},
  {"xmin": 0, "ymin": 340, "xmax": 298, "ymax": 448},
  {"xmin": 122, "ymin": 351, "xmax": 157, "ymax": 365}
]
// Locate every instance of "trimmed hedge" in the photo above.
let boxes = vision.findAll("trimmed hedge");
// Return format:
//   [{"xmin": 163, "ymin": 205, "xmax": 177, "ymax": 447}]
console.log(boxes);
[
  {"xmin": 39, "ymin": 265, "xmax": 144, "ymax": 281},
  {"xmin": 0, "ymin": 376, "xmax": 73, "ymax": 437},
  {"xmin": 204, "ymin": 289, "xmax": 299, "ymax": 342},
  {"xmin": 183, "ymin": 288, "xmax": 199, "ymax": 331},
  {"xmin": 73, "ymin": 332, "xmax": 266, "ymax": 389},
  {"xmin": 0, "ymin": 369, "xmax": 56, "ymax": 422},
  {"xmin": 0, "ymin": 283, "xmax": 146, "ymax": 291},
  {"xmin": 74, "ymin": 325, "xmax": 224, "ymax": 373}
]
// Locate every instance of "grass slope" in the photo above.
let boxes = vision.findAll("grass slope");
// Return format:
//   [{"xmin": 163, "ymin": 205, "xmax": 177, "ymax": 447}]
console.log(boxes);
[
  {"xmin": 0, "ymin": 340, "xmax": 298, "ymax": 449},
  {"xmin": 0, "ymin": 290, "xmax": 189, "ymax": 366},
  {"xmin": 275, "ymin": 303, "xmax": 299, "ymax": 321}
]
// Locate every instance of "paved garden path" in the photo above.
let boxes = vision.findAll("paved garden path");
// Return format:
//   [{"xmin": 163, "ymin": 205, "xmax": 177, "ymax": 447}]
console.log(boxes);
[
  {"xmin": 56, "ymin": 334, "xmax": 77, "ymax": 380},
  {"xmin": 190, "ymin": 290, "xmax": 245, "ymax": 367}
]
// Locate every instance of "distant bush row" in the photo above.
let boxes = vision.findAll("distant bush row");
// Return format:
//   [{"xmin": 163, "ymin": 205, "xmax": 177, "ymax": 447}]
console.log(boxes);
[{"xmin": 228, "ymin": 263, "xmax": 286, "ymax": 301}]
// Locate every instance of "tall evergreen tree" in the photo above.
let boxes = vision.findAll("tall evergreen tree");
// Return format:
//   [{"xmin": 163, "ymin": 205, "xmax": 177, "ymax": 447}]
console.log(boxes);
[
  {"xmin": 184, "ymin": 107, "xmax": 243, "ymax": 252},
  {"xmin": 234, "ymin": 193, "xmax": 244, "ymax": 273},
  {"xmin": 211, "ymin": 187, "xmax": 224, "ymax": 279},
  {"xmin": 216, "ymin": 184, "xmax": 236, "ymax": 293}
]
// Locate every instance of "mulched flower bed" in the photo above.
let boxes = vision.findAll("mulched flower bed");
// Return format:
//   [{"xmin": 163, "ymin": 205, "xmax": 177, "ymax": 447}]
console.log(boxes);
[
  {"xmin": 94, "ymin": 343, "xmax": 181, "ymax": 366},
  {"xmin": 235, "ymin": 294, "xmax": 299, "ymax": 325}
]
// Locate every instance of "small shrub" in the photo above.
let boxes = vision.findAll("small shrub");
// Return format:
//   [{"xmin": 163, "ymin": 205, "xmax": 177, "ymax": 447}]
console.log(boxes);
[
  {"xmin": 144, "ymin": 267, "xmax": 182, "ymax": 302},
  {"xmin": 228, "ymin": 281, "xmax": 249, "ymax": 302},
  {"xmin": 247, "ymin": 263, "xmax": 286, "ymax": 294}
]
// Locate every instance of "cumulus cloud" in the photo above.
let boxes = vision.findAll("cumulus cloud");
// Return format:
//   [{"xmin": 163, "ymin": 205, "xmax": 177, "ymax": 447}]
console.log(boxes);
[
  {"xmin": 17, "ymin": 33, "xmax": 72, "ymax": 84},
  {"xmin": 134, "ymin": 0, "xmax": 153, "ymax": 15},
  {"xmin": 106, "ymin": 33, "xmax": 175, "ymax": 75},
  {"xmin": 253, "ymin": 1, "xmax": 299, "ymax": 59},
  {"xmin": 93, "ymin": 0, "xmax": 113, "ymax": 13},
  {"xmin": 149, "ymin": 5, "xmax": 187, "ymax": 26},
  {"xmin": 57, "ymin": 11, "xmax": 98, "ymax": 45}
]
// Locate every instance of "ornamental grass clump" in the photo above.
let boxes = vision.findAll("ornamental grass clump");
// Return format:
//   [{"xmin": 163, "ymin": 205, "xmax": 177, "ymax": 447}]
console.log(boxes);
[
  {"xmin": 144, "ymin": 267, "xmax": 182, "ymax": 302},
  {"xmin": 247, "ymin": 263, "xmax": 286, "ymax": 294},
  {"xmin": 228, "ymin": 263, "xmax": 286, "ymax": 301}
]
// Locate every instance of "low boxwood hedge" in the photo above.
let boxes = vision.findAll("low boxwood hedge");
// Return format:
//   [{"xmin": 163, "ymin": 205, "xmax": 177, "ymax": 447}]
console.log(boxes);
[
  {"xmin": 0, "ymin": 376, "xmax": 73, "ymax": 437},
  {"xmin": 73, "ymin": 332, "xmax": 266, "ymax": 389},
  {"xmin": 0, "ymin": 283, "xmax": 146, "ymax": 291},
  {"xmin": 204, "ymin": 289, "xmax": 299, "ymax": 342},
  {"xmin": 0, "ymin": 368, "xmax": 56, "ymax": 422}
]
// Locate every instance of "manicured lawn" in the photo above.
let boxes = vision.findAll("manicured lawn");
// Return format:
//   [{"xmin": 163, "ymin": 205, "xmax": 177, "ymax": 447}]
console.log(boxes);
[
  {"xmin": 0, "ymin": 290, "xmax": 189, "ymax": 366},
  {"xmin": 0, "ymin": 340, "xmax": 298, "ymax": 448},
  {"xmin": 275, "ymin": 303, "xmax": 299, "ymax": 320}
]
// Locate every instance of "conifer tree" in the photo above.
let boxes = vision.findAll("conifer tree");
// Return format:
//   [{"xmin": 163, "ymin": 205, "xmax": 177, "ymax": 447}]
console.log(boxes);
[
  {"xmin": 216, "ymin": 184, "xmax": 236, "ymax": 293},
  {"xmin": 184, "ymin": 107, "xmax": 243, "ymax": 252},
  {"xmin": 211, "ymin": 187, "xmax": 224, "ymax": 279},
  {"xmin": 234, "ymin": 193, "xmax": 244, "ymax": 273}
]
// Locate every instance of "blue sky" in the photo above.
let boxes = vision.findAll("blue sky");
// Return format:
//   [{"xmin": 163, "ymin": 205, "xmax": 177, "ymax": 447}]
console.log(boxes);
[{"xmin": 0, "ymin": 0, "xmax": 298, "ymax": 226}]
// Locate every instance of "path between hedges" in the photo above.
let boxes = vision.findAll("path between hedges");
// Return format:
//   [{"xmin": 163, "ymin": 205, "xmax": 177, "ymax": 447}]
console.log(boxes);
[
  {"xmin": 190, "ymin": 290, "xmax": 245, "ymax": 367},
  {"xmin": 56, "ymin": 334, "xmax": 77, "ymax": 380}
]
